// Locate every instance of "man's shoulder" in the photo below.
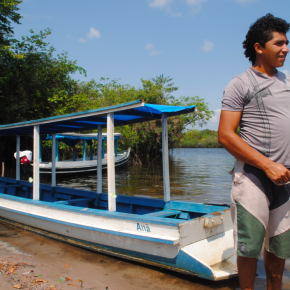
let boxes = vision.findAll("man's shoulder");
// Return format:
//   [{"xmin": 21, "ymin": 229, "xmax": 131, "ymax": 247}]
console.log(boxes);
[
  {"xmin": 225, "ymin": 68, "xmax": 252, "ymax": 91},
  {"xmin": 277, "ymin": 70, "xmax": 290, "ymax": 83}
]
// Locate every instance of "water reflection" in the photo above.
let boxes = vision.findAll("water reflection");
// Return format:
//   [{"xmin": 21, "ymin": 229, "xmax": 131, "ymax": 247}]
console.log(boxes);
[{"xmin": 58, "ymin": 148, "xmax": 235, "ymax": 205}]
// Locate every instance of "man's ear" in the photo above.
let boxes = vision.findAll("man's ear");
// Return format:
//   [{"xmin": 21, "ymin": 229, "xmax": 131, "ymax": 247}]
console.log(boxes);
[{"xmin": 254, "ymin": 42, "xmax": 263, "ymax": 55}]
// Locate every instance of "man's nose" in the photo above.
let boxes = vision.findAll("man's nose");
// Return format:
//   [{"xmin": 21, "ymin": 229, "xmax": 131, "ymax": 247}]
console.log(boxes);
[{"xmin": 283, "ymin": 44, "xmax": 289, "ymax": 54}]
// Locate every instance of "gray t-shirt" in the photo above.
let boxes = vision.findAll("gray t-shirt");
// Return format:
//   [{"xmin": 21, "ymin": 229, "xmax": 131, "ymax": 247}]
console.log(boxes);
[{"xmin": 222, "ymin": 67, "xmax": 290, "ymax": 167}]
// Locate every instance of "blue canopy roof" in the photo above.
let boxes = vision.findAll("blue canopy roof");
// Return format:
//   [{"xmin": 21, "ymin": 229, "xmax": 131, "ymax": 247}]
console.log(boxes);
[{"xmin": 0, "ymin": 100, "xmax": 196, "ymax": 136}]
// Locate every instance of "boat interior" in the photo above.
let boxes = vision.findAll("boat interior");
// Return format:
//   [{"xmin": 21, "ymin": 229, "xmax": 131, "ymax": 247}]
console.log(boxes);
[{"xmin": 0, "ymin": 176, "xmax": 228, "ymax": 222}]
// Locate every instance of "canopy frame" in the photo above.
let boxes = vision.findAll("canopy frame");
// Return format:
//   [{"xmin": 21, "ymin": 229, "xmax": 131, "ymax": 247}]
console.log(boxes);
[{"xmin": 6, "ymin": 100, "xmax": 196, "ymax": 210}]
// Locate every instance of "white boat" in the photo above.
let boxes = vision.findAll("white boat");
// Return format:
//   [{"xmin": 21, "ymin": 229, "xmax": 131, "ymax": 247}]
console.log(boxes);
[
  {"xmin": 0, "ymin": 100, "xmax": 238, "ymax": 280},
  {"xmin": 22, "ymin": 133, "xmax": 131, "ymax": 174}
]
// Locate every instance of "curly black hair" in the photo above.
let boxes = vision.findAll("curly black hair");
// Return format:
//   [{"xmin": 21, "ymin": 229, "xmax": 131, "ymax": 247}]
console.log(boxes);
[{"xmin": 243, "ymin": 14, "xmax": 290, "ymax": 65}]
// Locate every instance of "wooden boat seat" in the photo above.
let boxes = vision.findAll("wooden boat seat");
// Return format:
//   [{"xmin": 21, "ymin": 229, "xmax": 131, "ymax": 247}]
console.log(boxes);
[
  {"xmin": 54, "ymin": 197, "xmax": 95, "ymax": 205},
  {"xmin": 145, "ymin": 210, "xmax": 181, "ymax": 217},
  {"xmin": 0, "ymin": 185, "xmax": 22, "ymax": 188}
]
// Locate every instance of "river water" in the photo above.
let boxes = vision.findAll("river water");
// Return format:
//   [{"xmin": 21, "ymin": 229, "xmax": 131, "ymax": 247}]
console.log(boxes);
[
  {"xmin": 2, "ymin": 148, "xmax": 290, "ymax": 289},
  {"xmin": 57, "ymin": 148, "xmax": 235, "ymax": 205}
]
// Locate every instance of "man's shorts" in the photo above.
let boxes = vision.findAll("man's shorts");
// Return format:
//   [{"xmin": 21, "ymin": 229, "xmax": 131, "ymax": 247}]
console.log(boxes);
[{"xmin": 231, "ymin": 160, "xmax": 290, "ymax": 259}]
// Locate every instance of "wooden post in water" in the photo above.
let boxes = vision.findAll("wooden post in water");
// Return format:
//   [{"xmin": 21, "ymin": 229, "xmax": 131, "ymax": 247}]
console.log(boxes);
[
  {"xmin": 107, "ymin": 113, "xmax": 116, "ymax": 211},
  {"xmin": 97, "ymin": 125, "xmax": 102, "ymax": 194},
  {"xmin": 16, "ymin": 135, "xmax": 20, "ymax": 181},
  {"xmin": 33, "ymin": 125, "xmax": 40, "ymax": 200},
  {"xmin": 1, "ymin": 162, "xmax": 4, "ymax": 177},
  {"xmin": 162, "ymin": 113, "xmax": 170, "ymax": 202},
  {"xmin": 51, "ymin": 134, "xmax": 56, "ymax": 187}
]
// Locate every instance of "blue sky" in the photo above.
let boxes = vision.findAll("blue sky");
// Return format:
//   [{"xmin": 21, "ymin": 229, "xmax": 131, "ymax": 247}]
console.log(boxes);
[{"xmin": 13, "ymin": 0, "xmax": 290, "ymax": 130}]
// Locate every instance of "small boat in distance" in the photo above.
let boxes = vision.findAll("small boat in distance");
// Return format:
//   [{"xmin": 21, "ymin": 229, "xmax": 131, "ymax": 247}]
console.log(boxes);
[{"xmin": 21, "ymin": 133, "xmax": 131, "ymax": 174}]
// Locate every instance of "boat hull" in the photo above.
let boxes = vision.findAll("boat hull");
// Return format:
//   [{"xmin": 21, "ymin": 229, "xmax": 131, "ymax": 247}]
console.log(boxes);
[
  {"xmin": 0, "ymin": 177, "xmax": 237, "ymax": 280},
  {"xmin": 23, "ymin": 149, "xmax": 131, "ymax": 174}
]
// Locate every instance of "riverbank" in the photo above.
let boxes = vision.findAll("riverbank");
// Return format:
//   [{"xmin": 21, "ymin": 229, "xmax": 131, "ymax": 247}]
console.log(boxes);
[
  {"xmin": 0, "ymin": 220, "xmax": 242, "ymax": 290},
  {"xmin": 180, "ymin": 129, "xmax": 222, "ymax": 148}
]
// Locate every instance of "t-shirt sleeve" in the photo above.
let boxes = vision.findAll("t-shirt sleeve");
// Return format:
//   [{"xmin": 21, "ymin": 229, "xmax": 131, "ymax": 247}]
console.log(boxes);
[{"xmin": 221, "ymin": 77, "xmax": 246, "ymax": 111}]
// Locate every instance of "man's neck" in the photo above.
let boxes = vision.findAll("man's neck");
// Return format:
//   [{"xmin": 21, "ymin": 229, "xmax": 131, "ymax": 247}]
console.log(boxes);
[{"xmin": 252, "ymin": 62, "xmax": 277, "ymax": 77}]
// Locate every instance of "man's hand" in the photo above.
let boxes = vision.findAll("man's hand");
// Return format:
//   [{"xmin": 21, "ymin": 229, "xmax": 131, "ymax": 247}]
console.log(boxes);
[
  {"xmin": 264, "ymin": 162, "xmax": 290, "ymax": 185},
  {"xmin": 218, "ymin": 111, "xmax": 290, "ymax": 182}
]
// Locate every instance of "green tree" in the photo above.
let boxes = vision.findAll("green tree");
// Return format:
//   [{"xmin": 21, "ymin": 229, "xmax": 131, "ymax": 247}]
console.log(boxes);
[
  {"xmin": 0, "ymin": 2, "xmax": 86, "ymax": 168},
  {"xmin": 0, "ymin": 0, "xmax": 22, "ymax": 46},
  {"xmin": 52, "ymin": 76, "xmax": 213, "ymax": 162}
]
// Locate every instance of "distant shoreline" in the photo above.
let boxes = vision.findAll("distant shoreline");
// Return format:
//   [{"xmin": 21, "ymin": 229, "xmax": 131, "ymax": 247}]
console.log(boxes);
[
  {"xmin": 180, "ymin": 129, "xmax": 222, "ymax": 148},
  {"xmin": 180, "ymin": 145, "xmax": 223, "ymax": 148}
]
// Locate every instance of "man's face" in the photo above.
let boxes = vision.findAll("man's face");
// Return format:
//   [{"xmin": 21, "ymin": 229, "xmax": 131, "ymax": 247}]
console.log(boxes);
[{"xmin": 258, "ymin": 31, "xmax": 289, "ymax": 68}]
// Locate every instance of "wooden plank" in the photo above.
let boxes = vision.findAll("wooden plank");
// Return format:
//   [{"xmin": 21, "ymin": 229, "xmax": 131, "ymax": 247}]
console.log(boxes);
[
  {"xmin": 0, "ymin": 185, "xmax": 21, "ymax": 188},
  {"xmin": 145, "ymin": 210, "xmax": 181, "ymax": 217},
  {"xmin": 97, "ymin": 125, "xmax": 102, "ymax": 194},
  {"xmin": 51, "ymin": 134, "xmax": 56, "ymax": 187},
  {"xmin": 54, "ymin": 198, "xmax": 94, "ymax": 204},
  {"xmin": 107, "ymin": 112, "xmax": 116, "ymax": 211},
  {"xmin": 162, "ymin": 113, "xmax": 170, "ymax": 202},
  {"xmin": 33, "ymin": 125, "xmax": 40, "ymax": 200},
  {"xmin": 16, "ymin": 135, "xmax": 20, "ymax": 181}
]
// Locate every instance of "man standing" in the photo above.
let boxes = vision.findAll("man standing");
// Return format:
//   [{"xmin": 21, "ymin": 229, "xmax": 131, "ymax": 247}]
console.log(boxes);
[{"xmin": 218, "ymin": 14, "xmax": 290, "ymax": 290}]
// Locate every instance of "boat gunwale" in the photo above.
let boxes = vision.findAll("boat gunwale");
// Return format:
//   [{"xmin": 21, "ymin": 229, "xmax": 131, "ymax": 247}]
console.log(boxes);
[{"xmin": 0, "ymin": 189, "xmax": 228, "ymax": 227}]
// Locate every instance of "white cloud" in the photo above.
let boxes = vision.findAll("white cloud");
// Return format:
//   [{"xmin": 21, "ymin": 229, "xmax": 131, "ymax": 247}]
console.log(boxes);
[
  {"xmin": 281, "ymin": 69, "xmax": 290, "ymax": 75},
  {"xmin": 66, "ymin": 34, "xmax": 71, "ymax": 38},
  {"xmin": 145, "ymin": 43, "xmax": 154, "ymax": 50},
  {"xmin": 78, "ymin": 38, "xmax": 86, "ymax": 43},
  {"xmin": 209, "ymin": 109, "xmax": 221, "ymax": 124},
  {"xmin": 202, "ymin": 39, "xmax": 214, "ymax": 52},
  {"xmin": 149, "ymin": 0, "xmax": 173, "ymax": 9},
  {"xmin": 145, "ymin": 43, "xmax": 162, "ymax": 56},
  {"xmin": 150, "ymin": 50, "xmax": 162, "ymax": 56},
  {"xmin": 87, "ymin": 27, "xmax": 101, "ymax": 39}
]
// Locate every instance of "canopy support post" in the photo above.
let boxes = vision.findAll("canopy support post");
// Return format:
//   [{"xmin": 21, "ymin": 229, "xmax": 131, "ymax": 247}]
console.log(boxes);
[
  {"xmin": 162, "ymin": 113, "xmax": 170, "ymax": 203},
  {"xmin": 83, "ymin": 140, "xmax": 86, "ymax": 161},
  {"xmin": 16, "ymin": 135, "xmax": 20, "ymax": 181},
  {"xmin": 96, "ymin": 125, "xmax": 102, "ymax": 204},
  {"xmin": 115, "ymin": 139, "xmax": 118, "ymax": 157},
  {"xmin": 107, "ymin": 113, "xmax": 116, "ymax": 212},
  {"xmin": 90, "ymin": 143, "xmax": 93, "ymax": 160},
  {"xmin": 51, "ymin": 134, "xmax": 56, "ymax": 188},
  {"xmin": 39, "ymin": 139, "xmax": 42, "ymax": 163},
  {"xmin": 73, "ymin": 144, "xmax": 76, "ymax": 161},
  {"xmin": 56, "ymin": 139, "xmax": 59, "ymax": 162},
  {"xmin": 102, "ymin": 140, "xmax": 105, "ymax": 159},
  {"xmin": 33, "ymin": 125, "xmax": 40, "ymax": 200}
]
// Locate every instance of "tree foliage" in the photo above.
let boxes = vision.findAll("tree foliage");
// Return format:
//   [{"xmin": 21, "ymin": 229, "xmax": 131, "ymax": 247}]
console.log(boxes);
[
  {"xmin": 0, "ymin": 0, "xmax": 22, "ymax": 46},
  {"xmin": 0, "ymin": 1, "xmax": 214, "ymax": 168},
  {"xmin": 46, "ymin": 75, "xmax": 213, "ymax": 162},
  {"xmin": 0, "ymin": 1, "xmax": 85, "ymax": 166}
]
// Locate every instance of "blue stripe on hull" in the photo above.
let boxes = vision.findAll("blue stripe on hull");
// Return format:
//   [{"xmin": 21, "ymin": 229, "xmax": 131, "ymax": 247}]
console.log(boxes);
[{"xmin": 0, "ymin": 213, "xmax": 214, "ymax": 280}]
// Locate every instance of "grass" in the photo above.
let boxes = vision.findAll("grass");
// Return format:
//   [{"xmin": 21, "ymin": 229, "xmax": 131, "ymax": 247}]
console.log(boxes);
[{"xmin": 180, "ymin": 129, "xmax": 222, "ymax": 148}]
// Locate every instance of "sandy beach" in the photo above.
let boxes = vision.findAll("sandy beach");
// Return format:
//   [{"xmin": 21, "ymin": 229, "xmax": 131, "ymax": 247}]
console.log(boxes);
[{"xmin": 0, "ymin": 220, "xmax": 243, "ymax": 290}]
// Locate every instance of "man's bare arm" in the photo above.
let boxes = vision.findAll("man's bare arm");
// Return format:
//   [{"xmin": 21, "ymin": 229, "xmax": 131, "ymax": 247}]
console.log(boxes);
[{"xmin": 218, "ymin": 110, "xmax": 290, "ymax": 184}]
